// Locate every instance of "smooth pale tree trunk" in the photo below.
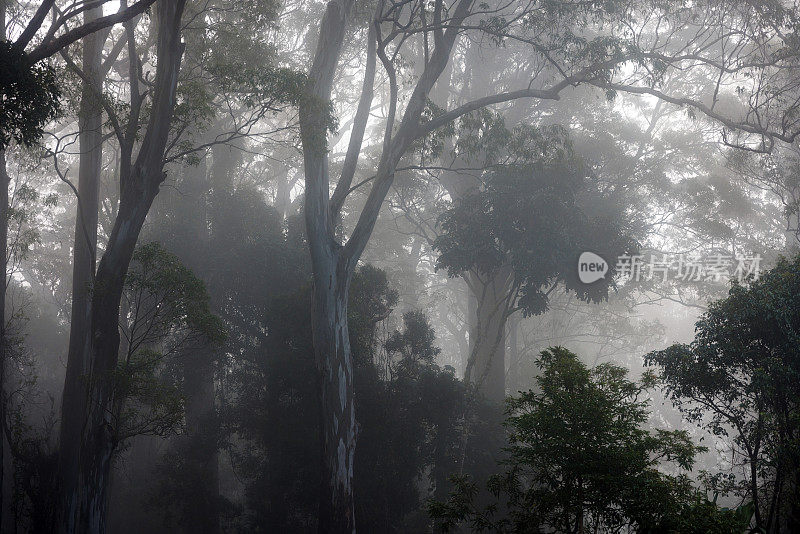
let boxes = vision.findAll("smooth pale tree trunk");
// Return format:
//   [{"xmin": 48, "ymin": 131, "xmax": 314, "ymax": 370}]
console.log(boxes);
[
  {"xmin": 464, "ymin": 267, "xmax": 512, "ymax": 404},
  {"xmin": 300, "ymin": 2, "xmax": 358, "ymax": 530},
  {"xmin": 58, "ymin": 2, "xmax": 186, "ymax": 531},
  {"xmin": 274, "ymin": 163, "xmax": 295, "ymax": 219},
  {"xmin": 311, "ymin": 254, "xmax": 356, "ymax": 533},
  {"xmin": 507, "ymin": 313, "xmax": 519, "ymax": 393},
  {"xmin": 59, "ymin": 5, "xmax": 104, "ymax": 528},
  {"xmin": 786, "ymin": 203, "xmax": 800, "ymax": 251}
]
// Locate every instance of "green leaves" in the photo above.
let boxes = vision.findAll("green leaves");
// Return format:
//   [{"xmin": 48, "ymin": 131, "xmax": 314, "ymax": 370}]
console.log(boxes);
[
  {"xmin": 430, "ymin": 347, "xmax": 713, "ymax": 533},
  {"xmin": 433, "ymin": 159, "xmax": 636, "ymax": 316},
  {"xmin": 209, "ymin": 63, "xmax": 308, "ymax": 111},
  {"xmin": 125, "ymin": 242, "xmax": 226, "ymax": 344},
  {"xmin": 646, "ymin": 254, "xmax": 800, "ymax": 529},
  {"xmin": 385, "ymin": 310, "xmax": 441, "ymax": 369},
  {"xmin": 0, "ymin": 41, "xmax": 61, "ymax": 149},
  {"xmin": 114, "ymin": 242, "xmax": 225, "ymax": 441}
]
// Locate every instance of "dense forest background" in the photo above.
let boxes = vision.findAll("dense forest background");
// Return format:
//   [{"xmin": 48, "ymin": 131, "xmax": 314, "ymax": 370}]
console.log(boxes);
[{"xmin": 1, "ymin": 0, "xmax": 800, "ymax": 532}]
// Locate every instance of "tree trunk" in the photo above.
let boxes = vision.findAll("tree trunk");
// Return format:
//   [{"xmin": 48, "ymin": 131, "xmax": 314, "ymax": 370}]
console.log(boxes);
[
  {"xmin": 465, "ymin": 267, "xmax": 512, "ymax": 405},
  {"xmin": 178, "ymin": 146, "xmax": 225, "ymax": 534},
  {"xmin": 182, "ymin": 345, "xmax": 220, "ymax": 534},
  {"xmin": 75, "ymin": 181, "xmax": 158, "ymax": 533},
  {"xmin": 299, "ymin": 1, "xmax": 472, "ymax": 530},
  {"xmin": 312, "ymin": 252, "xmax": 356, "ymax": 533},
  {"xmin": 299, "ymin": 0, "xmax": 357, "ymax": 530},
  {"xmin": 507, "ymin": 313, "xmax": 519, "ymax": 393},
  {"xmin": 58, "ymin": 5, "xmax": 104, "ymax": 530}
]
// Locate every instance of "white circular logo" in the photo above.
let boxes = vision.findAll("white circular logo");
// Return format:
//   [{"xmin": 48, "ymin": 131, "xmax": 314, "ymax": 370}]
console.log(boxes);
[{"xmin": 578, "ymin": 252, "xmax": 608, "ymax": 284}]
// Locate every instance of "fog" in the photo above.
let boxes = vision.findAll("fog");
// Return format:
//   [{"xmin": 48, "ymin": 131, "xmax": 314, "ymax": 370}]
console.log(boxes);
[{"xmin": 1, "ymin": 0, "xmax": 799, "ymax": 532}]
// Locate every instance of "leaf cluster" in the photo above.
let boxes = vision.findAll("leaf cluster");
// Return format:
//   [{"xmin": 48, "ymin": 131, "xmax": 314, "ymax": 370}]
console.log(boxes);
[
  {"xmin": 434, "ymin": 161, "xmax": 637, "ymax": 316},
  {"xmin": 0, "ymin": 41, "xmax": 61, "ymax": 149}
]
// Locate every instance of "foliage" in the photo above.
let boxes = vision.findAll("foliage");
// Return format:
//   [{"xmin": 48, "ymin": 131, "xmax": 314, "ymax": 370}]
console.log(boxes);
[
  {"xmin": 0, "ymin": 41, "xmax": 61, "ymax": 148},
  {"xmin": 6, "ymin": 178, "xmax": 58, "ymax": 268},
  {"xmin": 429, "ymin": 347, "xmax": 717, "ymax": 533},
  {"xmin": 671, "ymin": 496, "xmax": 753, "ymax": 534},
  {"xmin": 434, "ymin": 161, "xmax": 637, "ymax": 316},
  {"xmin": 385, "ymin": 309, "xmax": 441, "ymax": 365},
  {"xmin": 646, "ymin": 254, "xmax": 800, "ymax": 532},
  {"xmin": 113, "ymin": 242, "xmax": 225, "ymax": 443},
  {"xmin": 141, "ymin": 180, "xmax": 490, "ymax": 531},
  {"xmin": 225, "ymin": 261, "xmax": 480, "ymax": 532},
  {"xmin": 124, "ymin": 242, "xmax": 226, "ymax": 345},
  {"xmin": 210, "ymin": 64, "xmax": 309, "ymax": 111},
  {"xmin": 4, "ymin": 342, "xmax": 60, "ymax": 534}
]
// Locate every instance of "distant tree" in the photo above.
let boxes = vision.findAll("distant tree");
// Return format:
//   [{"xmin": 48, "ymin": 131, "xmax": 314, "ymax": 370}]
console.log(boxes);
[
  {"xmin": 221, "ymin": 260, "xmax": 482, "ymax": 532},
  {"xmin": 433, "ymin": 155, "xmax": 637, "ymax": 402},
  {"xmin": 646, "ymin": 255, "xmax": 800, "ymax": 532},
  {"xmin": 146, "ymin": 180, "xmax": 301, "ymax": 532},
  {"xmin": 355, "ymin": 308, "xmax": 508, "ymax": 532},
  {"xmin": 428, "ymin": 347, "xmax": 741, "ymax": 533}
]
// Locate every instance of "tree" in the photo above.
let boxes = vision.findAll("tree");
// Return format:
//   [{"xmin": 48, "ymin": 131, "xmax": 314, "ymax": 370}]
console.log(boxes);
[
  {"xmin": 52, "ymin": 0, "xmax": 302, "ymax": 529},
  {"xmin": 115, "ymin": 242, "xmax": 225, "ymax": 443},
  {"xmin": 57, "ymin": 6, "xmax": 105, "ymax": 533},
  {"xmin": 646, "ymin": 254, "xmax": 800, "ymax": 532},
  {"xmin": 433, "ymin": 140, "xmax": 636, "ymax": 403},
  {"xmin": 146, "ymin": 174, "xmax": 304, "ymax": 532},
  {"xmin": 55, "ymin": 1, "xmax": 188, "ymax": 531},
  {"xmin": 428, "ymin": 347, "xmax": 738, "ymax": 534},
  {"xmin": 2, "ymin": 2, "xmax": 154, "ymax": 525},
  {"xmin": 299, "ymin": 0, "xmax": 800, "ymax": 528}
]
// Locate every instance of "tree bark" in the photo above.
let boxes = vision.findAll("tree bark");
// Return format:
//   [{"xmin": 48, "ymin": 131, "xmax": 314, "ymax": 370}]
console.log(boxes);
[
  {"xmin": 58, "ymin": 4, "xmax": 104, "ymax": 528},
  {"xmin": 182, "ymin": 345, "xmax": 220, "ymax": 534},
  {"xmin": 299, "ymin": 1, "xmax": 358, "ymax": 530},
  {"xmin": 312, "ymin": 254, "xmax": 356, "ymax": 533},
  {"xmin": 464, "ymin": 267, "xmax": 512, "ymax": 404},
  {"xmin": 507, "ymin": 313, "xmax": 519, "ymax": 393},
  {"xmin": 178, "ymin": 145, "xmax": 229, "ymax": 534}
]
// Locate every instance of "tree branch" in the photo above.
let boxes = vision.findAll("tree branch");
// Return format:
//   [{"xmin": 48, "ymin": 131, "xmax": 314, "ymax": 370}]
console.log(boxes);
[
  {"xmin": 26, "ymin": 0, "xmax": 158, "ymax": 63},
  {"xmin": 330, "ymin": 11, "xmax": 378, "ymax": 222}
]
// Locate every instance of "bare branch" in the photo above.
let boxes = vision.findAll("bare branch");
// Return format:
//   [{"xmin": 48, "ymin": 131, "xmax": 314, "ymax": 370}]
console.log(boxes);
[{"xmin": 26, "ymin": 0, "xmax": 158, "ymax": 63}]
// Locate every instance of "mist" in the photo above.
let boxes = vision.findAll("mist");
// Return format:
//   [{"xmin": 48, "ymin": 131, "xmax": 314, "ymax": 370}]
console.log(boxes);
[{"xmin": 1, "ymin": 0, "xmax": 799, "ymax": 532}]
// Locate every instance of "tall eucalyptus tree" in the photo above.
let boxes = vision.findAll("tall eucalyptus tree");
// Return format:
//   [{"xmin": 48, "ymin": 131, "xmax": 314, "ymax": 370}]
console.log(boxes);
[{"xmin": 56, "ymin": 1, "xmax": 188, "ymax": 531}]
